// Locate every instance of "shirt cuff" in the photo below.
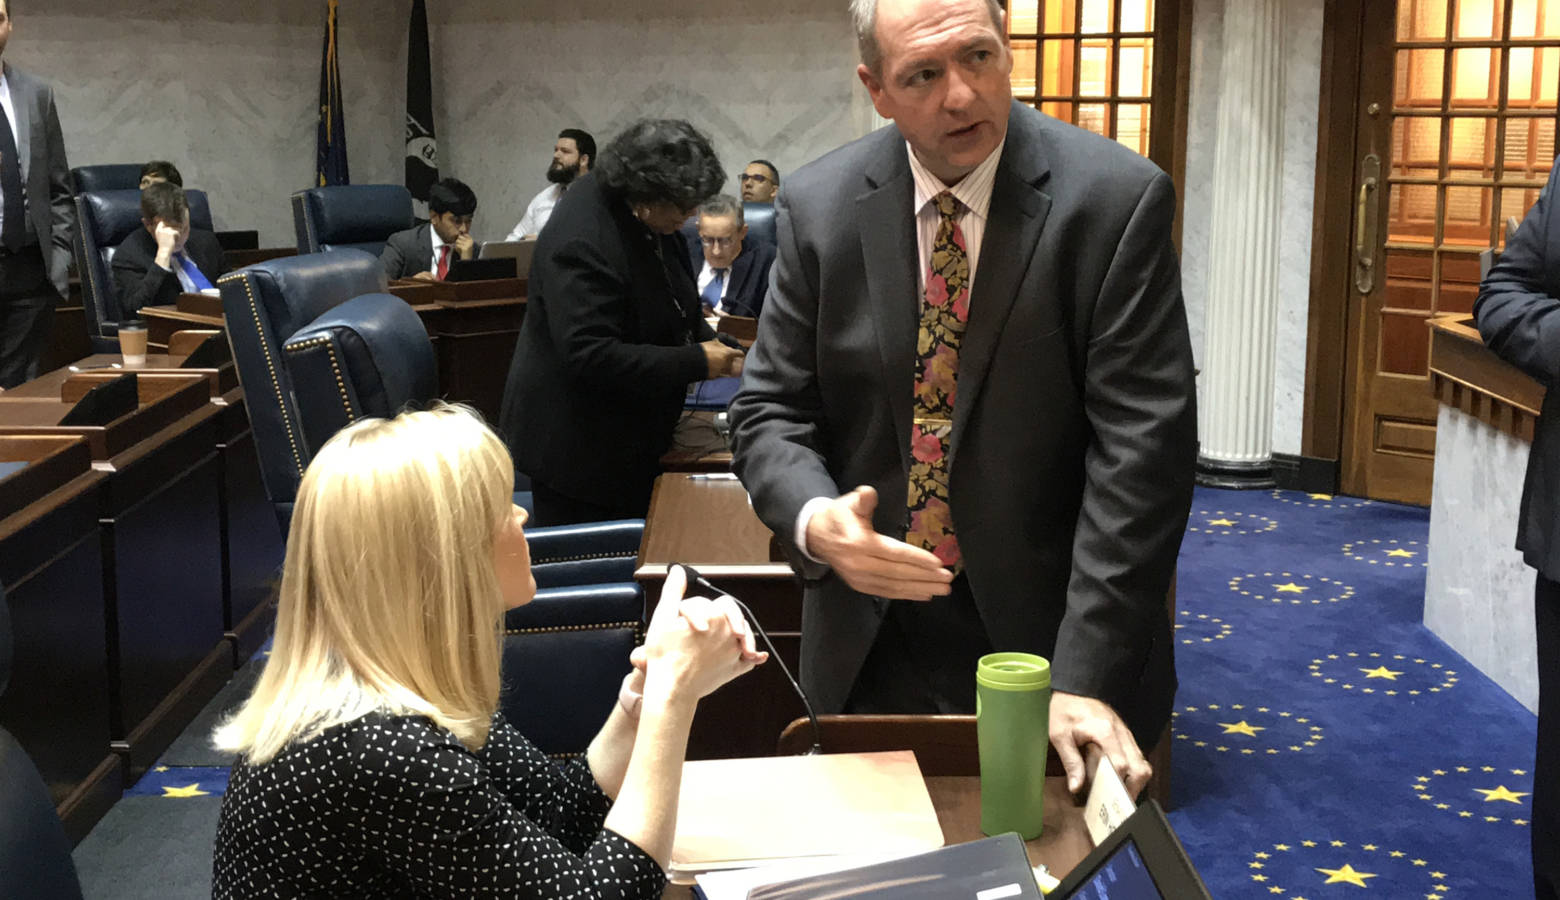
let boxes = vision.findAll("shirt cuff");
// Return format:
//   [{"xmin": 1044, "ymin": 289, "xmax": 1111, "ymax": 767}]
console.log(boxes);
[{"xmin": 794, "ymin": 496, "xmax": 834, "ymax": 563}]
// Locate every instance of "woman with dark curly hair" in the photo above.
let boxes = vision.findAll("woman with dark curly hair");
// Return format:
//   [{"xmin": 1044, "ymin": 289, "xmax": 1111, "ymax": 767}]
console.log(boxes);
[{"xmin": 499, "ymin": 119, "xmax": 744, "ymax": 525}]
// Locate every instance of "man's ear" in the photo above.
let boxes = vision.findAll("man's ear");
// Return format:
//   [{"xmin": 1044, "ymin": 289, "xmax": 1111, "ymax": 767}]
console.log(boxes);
[
  {"xmin": 858, "ymin": 63, "xmax": 890, "ymax": 118},
  {"xmin": 580, "ymin": 154, "xmax": 591, "ymax": 172}
]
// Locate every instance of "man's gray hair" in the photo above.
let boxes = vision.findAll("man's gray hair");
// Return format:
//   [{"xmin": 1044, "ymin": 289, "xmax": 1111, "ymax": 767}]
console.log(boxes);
[
  {"xmin": 698, "ymin": 193, "xmax": 744, "ymax": 226},
  {"xmin": 850, "ymin": 0, "xmax": 1006, "ymax": 75}
]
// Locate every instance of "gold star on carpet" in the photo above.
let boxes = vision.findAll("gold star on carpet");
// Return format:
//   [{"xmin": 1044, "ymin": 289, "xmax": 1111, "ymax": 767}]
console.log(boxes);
[
  {"xmin": 1434, "ymin": 769, "xmax": 1447, "ymax": 776},
  {"xmin": 1309, "ymin": 493, "xmax": 1332, "ymax": 500},
  {"xmin": 1330, "ymin": 840, "xmax": 1345, "ymax": 847},
  {"xmin": 1252, "ymin": 874, "xmax": 1268, "ymax": 882},
  {"xmin": 1274, "ymin": 582, "xmax": 1308, "ymax": 593},
  {"xmin": 1301, "ymin": 841, "xmax": 1316, "ymax": 848},
  {"xmin": 1268, "ymin": 888, "xmax": 1284, "ymax": 895},
  {"xmin": 1482, "ymin": 765, "xmax": 1495, "ymax": 772},
  {"xmin": 1514, "ymin": 769, "xmax": 1528, "ymax": 776},
  {"xmin": 1316, "ymin": 863, "xmax": 1376, "ymax": 886},
  {"xmin": 161, "ymin": 783, "xmax": 209, "ymax": 798},
  {"xmin": 1430, "ymin": 872, "xmax": 1446, "ymax": 879},
  {"xmin": 1274, "ymin": 844, "xmax": 1291, "ymax": 852},
  {"xmin": 1360, "ymin": 666, "xmax": 1403, "ymax": 680},
  {"xmin": 1220, "ymin": 720, "xmax": 1266, "ymax": 737},
  {"xmin": 1475, "ymin": 785, "xmax": 1530, "ymax": 804},
  {"xmin": 1251, "ymin": 861, "xmax": 1265, "ymax": 869},
  {"xmin": 1385, "ymin": 548, "xmax": 1417, "ymax": 558},
  {"xmin": 1413, "ymin": 859, "xmax": 1427, "ymax": 866},
  {"xmin": 1390, "ymin": 851, "xmax": 1405, "ymax": 857},
  {"xmin": 1361, "ymin": 844, "xmax": 1377, "ymax": 851},
  {"xmin": 1456, "ymin": 766, "xmax": 1470, "ymax": 773},
  {"xmin": 1435, "ymin": 803, "xmax": 1449, "ymax": 809},
  {"xmin": 1208, "ymin": 518, "xmax": 1237, "ymax": 526},
  {"xmin": 153, "ymin": 765, "xmax": 169, "ymax": 773}
]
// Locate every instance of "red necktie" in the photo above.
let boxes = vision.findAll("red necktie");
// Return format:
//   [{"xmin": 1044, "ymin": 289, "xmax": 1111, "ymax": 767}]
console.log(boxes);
[{"xmin": 436, "ymin": 244, "xmax": 451, "ymax": 281}]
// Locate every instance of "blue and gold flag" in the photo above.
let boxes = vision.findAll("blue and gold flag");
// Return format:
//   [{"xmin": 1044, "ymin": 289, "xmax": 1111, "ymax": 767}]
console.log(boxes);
[{"xmin": 316, "ymin": 0, "xmax": 349, "ymax": 187}]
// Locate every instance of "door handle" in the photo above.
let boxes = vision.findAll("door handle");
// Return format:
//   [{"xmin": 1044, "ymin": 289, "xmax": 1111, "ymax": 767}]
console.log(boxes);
[{"xmin": 1355, "ymin": 154, "xmax": 1381, "ymax": 294}]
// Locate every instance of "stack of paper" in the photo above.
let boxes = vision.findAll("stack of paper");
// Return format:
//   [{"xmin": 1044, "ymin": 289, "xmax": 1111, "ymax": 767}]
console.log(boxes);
[{"xmin": 669, "ymin": 750, "xmax": 946, "ymax": 883}]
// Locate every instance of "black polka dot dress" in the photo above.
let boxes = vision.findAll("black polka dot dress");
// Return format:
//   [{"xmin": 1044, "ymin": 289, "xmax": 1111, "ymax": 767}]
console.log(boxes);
[{"xmin": 212, "ymin": 712, "xmax": 666, "ymax": 898}]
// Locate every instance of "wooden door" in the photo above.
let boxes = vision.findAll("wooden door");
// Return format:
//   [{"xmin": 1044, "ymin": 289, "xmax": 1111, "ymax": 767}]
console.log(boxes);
[{"xmin": 1343, "ymin": 0, "xmax": 1559, "ymax": 504}]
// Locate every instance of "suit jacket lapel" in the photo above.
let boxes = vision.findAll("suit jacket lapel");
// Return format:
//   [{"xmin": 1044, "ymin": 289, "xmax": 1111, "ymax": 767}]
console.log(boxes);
[
  {"xmin": 856, "ymin": 135, "xmax": 919, "ymax": 479},
  {"xmin": 950, "ymin": 103, "xmax": 1053, "ymax": 468},
  {"xmin": 5, "ymin": 65, "xmax": 28, "ymax": 183}
]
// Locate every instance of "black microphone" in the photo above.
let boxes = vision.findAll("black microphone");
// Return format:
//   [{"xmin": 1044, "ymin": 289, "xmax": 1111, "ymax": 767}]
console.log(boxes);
[{"xmin": 675, "ymin": 563, "xmax": 822, "ymax": 755}]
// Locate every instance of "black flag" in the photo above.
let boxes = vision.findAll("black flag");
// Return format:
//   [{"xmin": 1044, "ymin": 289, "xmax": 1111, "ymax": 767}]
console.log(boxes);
[
  {"xmin": 316, "ymin": 0, "xmax": 349, "ymax": 186},
  {"xmin": 405, "ymin": 0, "xmax": 438, "ymax": 201}
]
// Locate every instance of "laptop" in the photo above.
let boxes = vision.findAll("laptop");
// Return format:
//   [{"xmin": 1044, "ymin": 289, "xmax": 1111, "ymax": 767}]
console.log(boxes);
[
  {"xmin": 445, "ymin": 256, "xmax": 517, "ymax": 282},
  {"xmin": 1051, "ymin": 800, "xmax": 1213, "ymax": 899},
  {"xmin": 478, "ymin": 238, "xmax": 538, "ymax": 276}
]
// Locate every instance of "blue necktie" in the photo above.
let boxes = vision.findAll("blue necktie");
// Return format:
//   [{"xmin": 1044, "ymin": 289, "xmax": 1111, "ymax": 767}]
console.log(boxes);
[
  {"xmin": 176, "ymin": 252, "xmax": 214, "ymax": 292},
  {"xmin": 701, "ymin": 268, "xmax": 727, "ymax": 313}
]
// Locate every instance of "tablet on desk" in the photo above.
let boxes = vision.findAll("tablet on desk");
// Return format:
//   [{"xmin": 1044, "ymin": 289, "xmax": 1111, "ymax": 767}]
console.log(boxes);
[
  {"xmin": 478, "ymin": 238, "xmax": 537, "ymax": 276},
  {"xmin": 1051, "ymin": 800, "xmax": 1212, "ymax": 899}
]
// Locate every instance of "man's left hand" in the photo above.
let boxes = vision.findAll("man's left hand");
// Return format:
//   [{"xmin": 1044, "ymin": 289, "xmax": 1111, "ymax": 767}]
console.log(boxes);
[
  {"xmin": 1049, "ymin": 690, "xmax": 1151, "ymax": 799},
  {"xmin": 454, "ymin": 234, "xmax": 477, "ymax": 260}
]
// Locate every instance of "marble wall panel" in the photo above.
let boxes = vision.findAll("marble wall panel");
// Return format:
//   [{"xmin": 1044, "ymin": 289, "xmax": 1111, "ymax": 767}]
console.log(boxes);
[
  {"xmin": 1424, "ymin": 404, "xmax": 1538, "ymax": 712},
  {"xmin": 20, "ymin": 0, "xmax": 405, "ymax": 246},
  {"xmin": 433, "ymin": 0, "xmax": 863, "ymax": 243}
]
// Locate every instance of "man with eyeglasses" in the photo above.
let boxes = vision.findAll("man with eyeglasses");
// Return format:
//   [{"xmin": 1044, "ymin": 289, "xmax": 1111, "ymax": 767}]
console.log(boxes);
[
  {"xmin": 689, "ymin": 194, "xmax": 775, "ymax": 319},
  {"xmin": 380, "ymin": 177, "xmax": 479, "ymax": 282},
  {"xmin": 739, "ymin": 160, "xmax": 780, "ymax": 204}
]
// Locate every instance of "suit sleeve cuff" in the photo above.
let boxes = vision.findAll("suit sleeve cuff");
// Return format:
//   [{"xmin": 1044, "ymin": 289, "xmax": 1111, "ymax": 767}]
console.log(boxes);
[{"xmin": 794, "ymin": 496, "xmax": 834, "ymax": 563}]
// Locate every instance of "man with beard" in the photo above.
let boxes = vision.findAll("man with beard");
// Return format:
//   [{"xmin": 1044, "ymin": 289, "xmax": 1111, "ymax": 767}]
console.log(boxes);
[{"xmin": 505, "ymin": 128, "xmax": 594, "ymax": 241}]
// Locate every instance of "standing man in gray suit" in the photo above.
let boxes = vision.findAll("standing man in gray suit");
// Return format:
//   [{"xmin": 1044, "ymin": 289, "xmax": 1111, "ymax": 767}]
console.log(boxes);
[
  {"xmin": 0, "ymin": 0, "xmax": 73, "ymax": 388},
  {"xmin": 728, "ymin": 0, "xmax": 1197, "ymax": 799}
]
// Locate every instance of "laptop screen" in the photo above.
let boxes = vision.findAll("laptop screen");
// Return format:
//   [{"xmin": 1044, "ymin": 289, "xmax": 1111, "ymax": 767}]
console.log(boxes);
[{"xmin": 1068, "ymin": 838, "xmax": 1165, "ymax": 900}]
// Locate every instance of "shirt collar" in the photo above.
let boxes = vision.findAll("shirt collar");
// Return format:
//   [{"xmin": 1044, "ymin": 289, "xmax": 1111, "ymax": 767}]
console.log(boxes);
[{"xmin": 907, "ymin": 137, "xmax": 1006, "ymax": 222}]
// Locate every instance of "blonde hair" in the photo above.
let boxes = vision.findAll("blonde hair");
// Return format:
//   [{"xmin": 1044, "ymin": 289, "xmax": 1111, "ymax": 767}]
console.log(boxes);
[{"xmin": 214, "ymin": 405, "xmax": 516, "ymax": 764}]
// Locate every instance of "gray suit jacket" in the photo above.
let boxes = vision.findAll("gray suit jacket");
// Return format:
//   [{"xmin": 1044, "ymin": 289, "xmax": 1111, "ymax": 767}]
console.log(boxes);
[
  {"xmin": 728, "ymin": 101, "xmax": 1198, "ymax": 744},
  {"xmin": 5, "ymin": 63, "xmax": 73, "ymax": 298},
  {"xmin": 379, "ymin": 224, "xmax": 433, "ymax": 281},
  {"xmin": 1475, "ymin": 160, "xmax": 1560, "ymax": 579}
]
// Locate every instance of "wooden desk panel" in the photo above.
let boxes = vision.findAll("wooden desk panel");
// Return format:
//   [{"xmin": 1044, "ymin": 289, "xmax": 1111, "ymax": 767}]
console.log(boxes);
[
  {"xmin": 0, "ymin": 441, "xmax": 119, "ymax": 844},
  {"xmin": 0, "ymin": 375, "xmax": 230, "ymax": 776},
  {"xmin": 637, "ymin": 474, "xmax": 804, "ymax": 759}
]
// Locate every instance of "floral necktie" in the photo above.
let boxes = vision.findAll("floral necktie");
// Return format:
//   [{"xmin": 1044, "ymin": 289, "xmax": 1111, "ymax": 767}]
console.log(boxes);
[{"xmin": 906, "ymin": 191, "xmax": 969, "ymax": 569}]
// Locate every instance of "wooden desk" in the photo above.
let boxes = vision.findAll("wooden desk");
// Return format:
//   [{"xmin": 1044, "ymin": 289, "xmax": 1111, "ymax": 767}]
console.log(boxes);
[
  {"xmin": 636, "ymin": 473, "xmax": 804, "ymax": 759},
  {"xmin": 19, "ymin": 354, "xmax": 283, "ymax": 659},
  {"xmin": 0, "ymin": 368, "xmax": 231, "ymax": 785},
  {"xmin": 661, "ymin": 715, "xmax": 1092, "ymax": 898},
  {"xmin": 138, "ymin": 278, "xmax": 527, "ymax": 424},
  {"xmin": 0, "ymin": 434, "xmax": 119, "ymax": 844}
]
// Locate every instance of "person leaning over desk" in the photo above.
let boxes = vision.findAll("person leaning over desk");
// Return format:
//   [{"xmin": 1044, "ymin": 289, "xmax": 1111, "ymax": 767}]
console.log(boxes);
[
  {"xmin": 499, "ymin": 119, "xmax": 746, "ymax": 526},
  {"xmin": 728, "ymin": 0, "xmax": 1197, "ymax": 800},
  {"xmin": 210, "ymin": 405, "xmax": 766, "ymax": 898}
]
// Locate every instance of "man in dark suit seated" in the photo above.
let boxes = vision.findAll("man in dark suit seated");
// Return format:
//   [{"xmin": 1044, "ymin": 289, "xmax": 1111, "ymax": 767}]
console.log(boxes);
[
  {"xmin": 687, "ymin": 194, "xmax": 775, "ymax": 319},
  {"xmin": 110, "ymin": 180, "xmax": 225, "ymax": 318},
  {"xmin": 380, "ymin": 177, "xmax": 478, "ymax": 282}
]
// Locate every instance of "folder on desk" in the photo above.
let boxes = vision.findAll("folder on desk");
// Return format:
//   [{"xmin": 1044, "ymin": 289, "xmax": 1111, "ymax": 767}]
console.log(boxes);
[
  {"xmin": 743, "ymin": 833, "xmax": 1042, "ymax": 900},
  {"xmin": 670, "ymin": 751, "xmax": 945, "ymax": 881}
]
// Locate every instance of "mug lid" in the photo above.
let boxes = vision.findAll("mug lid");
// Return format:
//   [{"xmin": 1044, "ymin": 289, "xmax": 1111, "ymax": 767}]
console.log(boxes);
[{"xmin": 976, "ymin": 652, "xmax": 1051, "ymax": 690}]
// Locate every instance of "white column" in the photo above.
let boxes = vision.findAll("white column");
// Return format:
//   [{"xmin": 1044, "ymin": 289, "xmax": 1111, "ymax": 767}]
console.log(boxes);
[{"xmin": 1196, "ymin": 0, "xmax": 1286, "ymax": 486}]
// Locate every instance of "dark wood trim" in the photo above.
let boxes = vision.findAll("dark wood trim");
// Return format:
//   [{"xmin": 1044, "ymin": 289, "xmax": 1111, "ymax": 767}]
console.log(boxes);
[
  {"xmin": 1429, "ymin": 314, "xmax": 1546, "ymax": 443},
  {"xmin": 1271, "ymin": 453, "xmax": 1342, "ymax": 494},
  {"xmin": 1154, "ymin": 0, "xmax": 1194, "ymax": 249},
  {"xmin": 1301, "ymin": 0, "xmax": 1367, "ymax": 467}
]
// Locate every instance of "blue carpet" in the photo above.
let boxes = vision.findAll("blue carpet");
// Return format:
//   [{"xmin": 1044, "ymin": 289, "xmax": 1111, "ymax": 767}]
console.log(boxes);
[
  {"xmin": 1168, "ymin": 487, "xmax": 1536, "ymax": 897},
  {"xmin": 80, "ymin": 490, "xmax": 1540, "ymax": 897}
]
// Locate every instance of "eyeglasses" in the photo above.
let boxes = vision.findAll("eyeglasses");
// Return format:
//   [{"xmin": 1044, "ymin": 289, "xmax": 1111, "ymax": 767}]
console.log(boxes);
[
  {"xmin": 700, "ymin": 235, "xmax": 738, "ymax": 248},
  {"xmin": 739, "ymin": 173, "xmax": 772, "ymax": 184}
]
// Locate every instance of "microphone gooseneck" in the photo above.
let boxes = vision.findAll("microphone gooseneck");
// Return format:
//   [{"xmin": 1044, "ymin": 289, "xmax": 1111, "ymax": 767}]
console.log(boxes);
[{"xmin": 675, "ymin": 563, "xmax": 823, "ymax": 755}]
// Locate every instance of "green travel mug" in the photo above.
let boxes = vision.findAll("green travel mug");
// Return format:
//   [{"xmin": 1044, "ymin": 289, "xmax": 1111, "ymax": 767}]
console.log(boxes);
[{"xmin": 976, "ymin": 652, "xmax": 1051, "ymax": 840}]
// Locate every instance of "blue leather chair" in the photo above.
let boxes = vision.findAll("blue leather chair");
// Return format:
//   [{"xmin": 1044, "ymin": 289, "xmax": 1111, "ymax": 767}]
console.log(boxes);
[
  {"xmin": 0, "ymin": 589, "xmax": 85, "ymax": 899},
  {"xmin": 219, "ymin": 249, "xmax": 389, "ymax": 526},
  {"xmin": 70, "ymin": 164, "xmax": 141, "ymax": 194},
  {"xmin": 290, "ymin": 184, "xmax": 414, "ymax": 258},
  {"xmin": 73, "ymin": 189, "xmax": 217, "ymax": 352}
]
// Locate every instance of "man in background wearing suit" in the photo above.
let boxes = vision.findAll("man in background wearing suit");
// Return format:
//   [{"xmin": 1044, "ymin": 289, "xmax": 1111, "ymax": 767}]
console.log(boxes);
[
  {"xmin": 380, "ymin": 177, "xmax": 477, "ymax": 282},
  {"xmin": 687, "ymin": 194, "xmax": 775, "ymax": 319},
  {"xmin": 0, "ymin": 0, "xmax": 73, "ymax": 389},
  {"xmin": 1474, "ymin": 160, "xmax": 1560, "ymax": 900},
  {"xmin": 111, "ymin": 181, "xmax": 225, "ymax": 318},
  {"xmin": 728, "ymin": 0, "xmax": 1197, "ymax": 800}
]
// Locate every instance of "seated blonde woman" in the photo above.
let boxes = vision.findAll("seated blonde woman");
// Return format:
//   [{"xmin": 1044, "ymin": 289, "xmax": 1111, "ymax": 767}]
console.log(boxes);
[{"xmin": 210, "ymin": 405, "xmax": 765, "ymax": 898}]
